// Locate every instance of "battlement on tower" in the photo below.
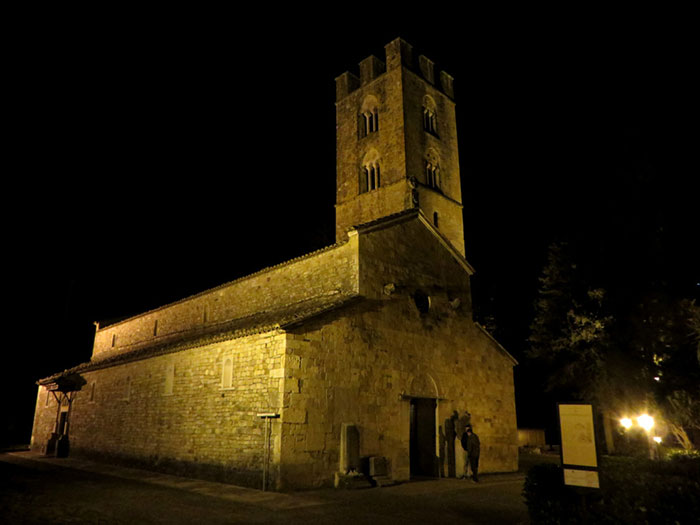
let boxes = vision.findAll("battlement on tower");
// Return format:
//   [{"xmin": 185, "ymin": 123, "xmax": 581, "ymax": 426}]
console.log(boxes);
[{"xmin": 335, "ymin": 38, "xmax": 455, "ymax": 102}]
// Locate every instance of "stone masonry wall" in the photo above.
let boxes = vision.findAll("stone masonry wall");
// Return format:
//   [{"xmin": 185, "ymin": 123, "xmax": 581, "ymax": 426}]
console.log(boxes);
[
  {"xmin": 358, "ymin": 215, "xmax": 472, "ymax": 312},
  {"xmin": 92, "ymin": 239, "xmax": 358, "ymax": 358},
  {"xmin": 335, "ymin": 64, "xmax": 409, "ymax": 242},
  {"xmin": 278, "ymin": 298, "xmax": 517, "ymax": 488},
  {"xmin": 277, "ymin": 218, "xmax": 517, "ymax": 488},
  {"xmin": 32, "ymin": 331, "xmax": 287, "ymax": 488},
  {"xmin": 335, "ymin": 40, "xmax": 465, "ymax": 256},
  {"xmin": 402, "ymin": 68, "xmax": 461, "ymax": 207},
  {"xmin": 416, "ymin": 189, "xmax": 466, "ymax": 257}
]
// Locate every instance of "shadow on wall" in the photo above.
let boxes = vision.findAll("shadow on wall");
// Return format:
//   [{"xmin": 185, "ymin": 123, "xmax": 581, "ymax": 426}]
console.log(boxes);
[{"xmin": 439, "ymin": 410, "xmax": 471, "ymax": 478}]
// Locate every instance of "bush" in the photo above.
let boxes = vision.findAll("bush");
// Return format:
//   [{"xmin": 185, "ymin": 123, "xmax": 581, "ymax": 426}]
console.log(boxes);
[
  {"xmin": 523, "ymin": 456, "xmax": 700, "ymax": 524},
  {"xmin": 523, "ymin": 463, "xmax": 583, "ymax": 524}
]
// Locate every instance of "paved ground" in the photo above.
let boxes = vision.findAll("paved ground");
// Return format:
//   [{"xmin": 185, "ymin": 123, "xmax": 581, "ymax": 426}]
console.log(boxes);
[{"xmin": 0, "ymin": 451, "xmax": 557, "ymax": 524}]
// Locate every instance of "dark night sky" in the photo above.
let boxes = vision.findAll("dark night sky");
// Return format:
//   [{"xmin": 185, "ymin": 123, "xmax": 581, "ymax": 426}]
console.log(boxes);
[{"xmin": 6, "ymin": 11, "xmax": 697, "ymax": 445}]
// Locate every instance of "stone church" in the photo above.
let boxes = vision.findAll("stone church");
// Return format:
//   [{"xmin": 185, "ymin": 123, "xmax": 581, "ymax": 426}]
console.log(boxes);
[{"xmin": 31, "ymin": 38, "xmax": 518, "ymax": 490}]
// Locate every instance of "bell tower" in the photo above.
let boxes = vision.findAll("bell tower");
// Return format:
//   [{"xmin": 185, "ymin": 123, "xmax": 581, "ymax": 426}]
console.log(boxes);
[{"xmin": 334, "ymin": 38, "xmax": 465, "ymax": 255}]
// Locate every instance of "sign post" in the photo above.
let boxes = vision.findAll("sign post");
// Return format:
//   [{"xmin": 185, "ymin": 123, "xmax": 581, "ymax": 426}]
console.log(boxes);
[
  {"xmin": 558, "ymin": 403, "xmax": 600, "ymax": 488},
  {"xmin": 558, "ymin": 403, "xmax": 600, "ymax": 522}
]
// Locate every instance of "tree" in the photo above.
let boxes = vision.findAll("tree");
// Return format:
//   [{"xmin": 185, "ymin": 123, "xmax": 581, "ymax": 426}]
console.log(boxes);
[
  {"xmin": 624, "ymin": 295, "xmax": 700, "ymax": 450},
  {"xmin": 688, "ymin": 299, "xmax": 700, "ymax": 364},
  {"xmin": 655, "ymin": 298, "xmax": 700, "ymax": 449},
  {"xmin": 526, "ymin": 242, "xmax": 649, "ymax": 453},
  {"xmin": 527, "ymin": 242, "xmax": 612, "ymax": 403}
]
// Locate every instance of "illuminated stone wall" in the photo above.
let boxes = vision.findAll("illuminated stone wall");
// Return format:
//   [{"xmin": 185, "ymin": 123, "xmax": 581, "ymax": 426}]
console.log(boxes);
[
  {"xmin": 279, "ymin": 306, "xmax": 517, "ymax": 488},
  {"xmin": 277, "ymin": 215, "xmax": 517, "ymax": 488},
  {"xmin": 92, "ymin": 239, "xmax": 359, "ymax": 358},
  {"xmin": 335, "ymin": 38, "xmax": 465, "ymax": 256},
  {"xmin": 32, "ymin": 331, "xmax": 287, "ymax": 487}
]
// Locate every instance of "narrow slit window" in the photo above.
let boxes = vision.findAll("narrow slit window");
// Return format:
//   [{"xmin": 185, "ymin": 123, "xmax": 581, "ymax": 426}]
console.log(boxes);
[
  {"xmin": 222, "ymin": 358, "xmax": 233, "ymax": 389},
  {"xmin": 164, "ymin": 364, "xmax": 175, "ymax": 395}
]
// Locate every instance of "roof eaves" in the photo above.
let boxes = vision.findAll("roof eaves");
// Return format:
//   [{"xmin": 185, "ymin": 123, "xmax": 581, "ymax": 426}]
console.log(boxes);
[
  {"xmin": 475, "ymin": 323, "xmax": 518, "ymax": 366},
  {"xmin": 350, "ymin": 208, "xmax": 476, "ymax": 276},
  {"xmin": 98, "ymin": 240, "xmax": 350, "ymax": 330},
  {"xmin": 39, "ymin": 292, "xmax": 362, "ymax": 385}
]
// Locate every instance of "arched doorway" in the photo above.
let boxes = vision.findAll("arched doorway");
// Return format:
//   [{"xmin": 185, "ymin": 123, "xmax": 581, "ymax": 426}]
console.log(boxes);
[{"xmin": 407, "ymin": 373, "xmax": 441, "ymax": 478}]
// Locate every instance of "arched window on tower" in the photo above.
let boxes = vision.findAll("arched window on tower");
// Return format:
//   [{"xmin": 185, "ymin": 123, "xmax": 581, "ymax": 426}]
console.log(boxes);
[
  {"xmin": 358, "ymin": 95, "xmax": 380, "ymax": 139},
  {"xmin": 360, "ymin": 149, "xmax": 382, "ymax": 193},
  {"xmin": 425, "ymin": 149, "xmax": 441, "ymax": 191},
  {"xmin": 423, "ymin": 95, "xmax": 438, "ymax": 136}
]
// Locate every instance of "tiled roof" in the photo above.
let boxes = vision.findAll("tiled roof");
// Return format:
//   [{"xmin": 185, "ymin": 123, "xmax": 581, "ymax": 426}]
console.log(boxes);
[
  {"xmin": 350, "ymin": 208, "xmax": 420, "ymax": 233},
  {"xmin": 38, "ymin": 292, "xmax": 361, "ymax": 385},
  {"xmin": 99, "ymin": 240, "xmax": 350, "ymax": 329}
]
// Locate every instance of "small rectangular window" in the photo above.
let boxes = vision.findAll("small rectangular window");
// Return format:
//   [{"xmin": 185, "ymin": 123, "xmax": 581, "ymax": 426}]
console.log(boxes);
[
  {"xmin": 222, "ymin": 358, "xmax": 233, "ymax": 389},
  {"xmin": 164, "ymin": 364, "xmax": 175, "ymax": 395},
  {"xmin": 89, "ymin": 381, "xmax": 96, "ymax": 402}
]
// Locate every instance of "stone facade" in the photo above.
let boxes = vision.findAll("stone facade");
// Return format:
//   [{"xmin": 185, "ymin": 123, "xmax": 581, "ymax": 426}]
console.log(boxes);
[
  {"xmin": 33, "ymin": 331, "xmax": 287, "ymax": 487},
  {"xmin": 31, "ymin": 38, "xmax": 518, "ymax": 490},
  {"xmin": 335, "ymin": 39, "xmax": 464, "ymax": 255}
]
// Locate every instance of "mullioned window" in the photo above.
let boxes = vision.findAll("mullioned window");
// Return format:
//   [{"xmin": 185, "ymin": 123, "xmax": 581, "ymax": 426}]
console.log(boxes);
[
  {"xmin": 423, "ymin": 95, "xmax": 438, "ymax": 136},
  {"xmin": 360, "ymin": 149, "xmax": 382, "ymax": 193},
  {"xmin": 358, "ymin": 95, "xmax": 380, "ymax": 138},
  {"xmin": 425, "ymin": 148, "xmax": 442, "ymax": 191}
]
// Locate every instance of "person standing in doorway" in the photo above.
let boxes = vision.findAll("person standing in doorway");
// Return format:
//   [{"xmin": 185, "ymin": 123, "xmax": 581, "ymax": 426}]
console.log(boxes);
[{"xmin": 461, "ymin": 426, "xmax": 480, "ymax": 482}]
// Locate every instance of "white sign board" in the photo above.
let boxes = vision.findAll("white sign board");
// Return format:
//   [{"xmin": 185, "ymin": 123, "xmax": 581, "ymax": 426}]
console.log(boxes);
[
  {"xmin": 559, "ymin": 404, "xmax": 597, "ymax": 467},
  {"xmin": 558, "ymin": 403, "xmax": 599, "ymax": 489},
  {"xmin": 564, "ymin": 468, "xmax": 600, "ymax": 489}
]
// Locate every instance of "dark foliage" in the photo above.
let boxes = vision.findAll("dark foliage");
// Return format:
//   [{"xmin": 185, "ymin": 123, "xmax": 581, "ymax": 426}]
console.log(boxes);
[{"xmin": 523, "ymin": 456, "xmax": 700, "ymax": 524}]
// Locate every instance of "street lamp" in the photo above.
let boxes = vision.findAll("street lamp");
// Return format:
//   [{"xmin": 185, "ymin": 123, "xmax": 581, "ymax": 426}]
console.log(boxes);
[
  {"xmin": 637, "ymin": 414, "xmax": 654, "ymax": 432},
  {"xmin": 619, "ymin": 414, "xmax": 659, "ymax": 459},
  {"xmin": 620, "ymin": 417, "xmax": 633, "ymax": 429}
]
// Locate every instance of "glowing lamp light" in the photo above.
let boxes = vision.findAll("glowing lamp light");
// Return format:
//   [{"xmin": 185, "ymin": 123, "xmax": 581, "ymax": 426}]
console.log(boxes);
[
  {"xmin": 620, "ymin": 417, "xmax": 633, "ymax": 429},
  {"xmin": 653, "ymin": 436, "xmax": 662, "ymax": 444},
  {"xmin": 637, "ymin": 414, "xmax": 655, "ymax": 432}
]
